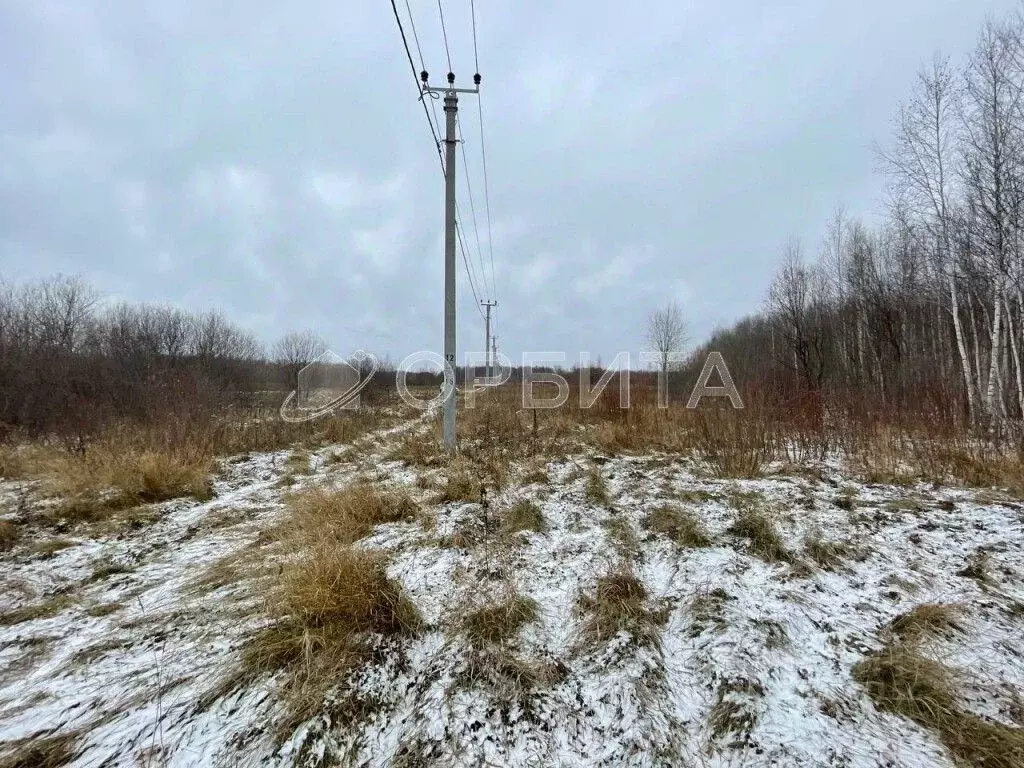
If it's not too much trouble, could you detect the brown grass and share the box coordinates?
[803,527,849,568]
[463,594,539,647]
[318,409,389,445]
[0,446,32,480]
[205,478,422,732]
[28,538,75,559]
[0,520,18,552]
[0,731,80,768]
[958,550,992,583]
[436,468,480,504]
[577,567,661,648]
[39,448,213,526]
[284,450,311,475]
[708,677,765,746]
[288,483,417,545]
[387,433,442,467]
[502,500,546,535]
[233,546,420,731]
[854,643,1024,767]
[0,595,74,627]
[727,503,793,564]
[889,603,963,641]
[694,408,772,478]
[643,505,712,547]
[585,467,610,505]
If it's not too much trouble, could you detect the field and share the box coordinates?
[0,392,1022,767]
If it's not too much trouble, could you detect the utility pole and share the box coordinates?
[421,70,480,451]
[492,335,498,382]
[481,300,497,382]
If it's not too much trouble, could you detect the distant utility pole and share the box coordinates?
[492,335,498,381]
[481,300,497,381]
[421,70,480,451]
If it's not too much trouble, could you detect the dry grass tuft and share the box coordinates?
[854,644,955,724]
[288,483,417,545]
[0,730,81,768]
[0,519,18,552]
[690,586,731,637]
[577,567,660,648]
[520,463,549,485]
[234,546,421,731]
[889,603,964,641]
[727,502,793,564]
[0,595,74,627]
[274,547,421,639]
[643,505,712,547]
[205,477,422,732]
[854,643,1024,768]
[463,594,539,647]
[0,446,32,480]
[694,408,772,478]
[319,409,386,445]
[284,450,311,475]
[601,515,639,554]
[40,448,213,526]
[708,677,765,746]
[585,467,610,505]
[437,468,480,504]
[387,433,442,467]
[958,550,992,584]
[502,500,546,535]
[804,527,849,568]
[457,647,568,700]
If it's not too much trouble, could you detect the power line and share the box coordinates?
[468,0,498,303]
[436,1,454,72]
[470,0,480,74]
[389,0,443,171]
[394,0,486,319]
[456,214,487,320]
[477,90,497,305]
[457,114,491,299]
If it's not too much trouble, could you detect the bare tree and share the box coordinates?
[879,54,979,423]
[961,19,1024,420]
[646,301,688,379]
[273,329,328,391]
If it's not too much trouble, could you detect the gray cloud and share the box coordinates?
[0,0,1018,366]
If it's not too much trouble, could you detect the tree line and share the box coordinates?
[0,274,370,446]
[688,12,1024,432]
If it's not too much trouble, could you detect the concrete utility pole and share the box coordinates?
[481,300,497,382]
[421,70,480,451]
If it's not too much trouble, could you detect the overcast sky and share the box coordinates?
[1,0,1019,366]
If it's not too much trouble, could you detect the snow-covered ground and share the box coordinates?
[1,415,1022,767]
